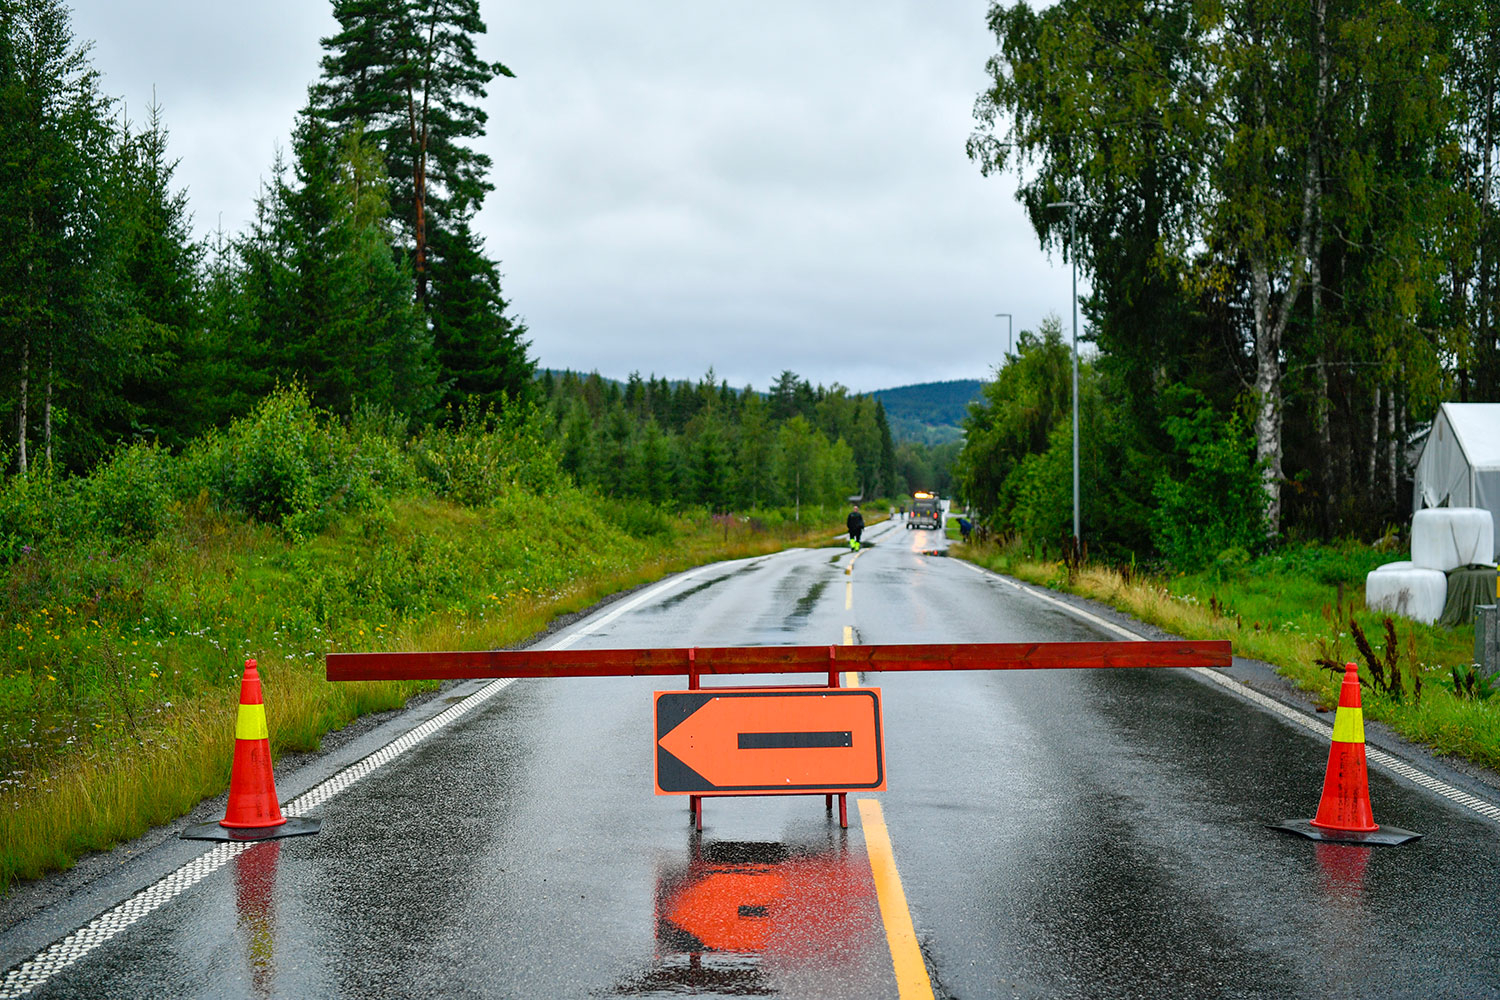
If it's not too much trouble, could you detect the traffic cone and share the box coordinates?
[182,660,320,842]
[221,659,286,829]
[1271,662,1419,846]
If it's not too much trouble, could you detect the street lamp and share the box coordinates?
[1046,200,1084,546]
[994,313,1013,357]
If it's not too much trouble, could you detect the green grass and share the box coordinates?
[949,538,1500,771]
[0,492,850,893]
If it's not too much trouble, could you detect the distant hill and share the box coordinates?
[870,379,984,445]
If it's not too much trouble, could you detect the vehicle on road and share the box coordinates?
[907,492,942,530]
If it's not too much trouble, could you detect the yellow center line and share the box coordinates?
[858,798,935,999]
[843,626,859,686]
[846,580,853,610]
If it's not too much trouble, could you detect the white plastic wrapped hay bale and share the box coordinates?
[1373,560,1415,572]
[1364,567,1447,624]
[1411,507,1495,571]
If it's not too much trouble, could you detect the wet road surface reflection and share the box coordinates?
[609,831,889,997]
[234,841,280,1000]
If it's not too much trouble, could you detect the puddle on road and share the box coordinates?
[653,562,768,614]
[780,580,829,632]
[606,832,885,997]
[654,574,734,612]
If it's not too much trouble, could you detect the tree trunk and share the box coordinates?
[1388,389,1399,506]
[1311,0,1331,534]
[1251,0,1324,541]
[1310,204,1330,533]
[1251,257,1282,535]
[44,339,54,468]
[16,333,28,475]
[1367,385,1381,496]
[1313,351,1331,531]
[1480,62,1495,396]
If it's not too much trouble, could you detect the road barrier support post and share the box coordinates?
[688,648,702,832]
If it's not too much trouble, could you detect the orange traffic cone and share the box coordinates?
[182,660,320,842]
[1272,662,1419,846]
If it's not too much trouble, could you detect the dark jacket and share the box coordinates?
[846,511,865,536]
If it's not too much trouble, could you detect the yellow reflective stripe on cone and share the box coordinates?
[1330,705,1364,744]
[235,702,269,741]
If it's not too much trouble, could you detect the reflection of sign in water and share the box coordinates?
[656,841,876,955]
[654,689,885,794]
[607,839,889,995]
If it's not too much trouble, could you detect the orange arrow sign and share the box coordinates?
[655,688,884,794]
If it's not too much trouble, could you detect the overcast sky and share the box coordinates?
[67,0,1086,394]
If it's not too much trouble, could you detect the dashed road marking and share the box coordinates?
[2,569,711,998]
[0,676,516,999]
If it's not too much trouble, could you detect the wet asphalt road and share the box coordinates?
[5,515,1500,998]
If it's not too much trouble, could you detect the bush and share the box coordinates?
[79,442,176,540]
[1150,392,1267,571]
[413,398,567,507]
[182,384,375,538]
[0,469,84,564]
[598,497,676,539]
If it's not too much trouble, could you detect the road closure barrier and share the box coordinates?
[182,660,321,843]
[1271,662,1421,846]
[326,639,1230,682]
[329,639,1229,831]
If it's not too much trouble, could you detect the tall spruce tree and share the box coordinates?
[110,100,203,449]
[311,0,531,409]
[234,114,437,417]
[427,218,532,412]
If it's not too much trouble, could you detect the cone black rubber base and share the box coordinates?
[1269,819,1421,846]
[180,817,321,842]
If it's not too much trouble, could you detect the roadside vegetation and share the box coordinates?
[951,535,1500,771]
[0,387,862,893]
[954,0,1500,774]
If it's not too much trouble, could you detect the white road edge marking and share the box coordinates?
[958,559,1500,824]
[0,567,713,998]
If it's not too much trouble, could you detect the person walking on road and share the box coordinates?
[846,504,865,551]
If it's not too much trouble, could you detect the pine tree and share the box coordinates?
[234,115,437,417]
[736,390,778,507]
[110,99,203,449]
[427,218,534,411]
[311,0,529,407]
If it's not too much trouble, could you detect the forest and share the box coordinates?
[0,0,530,474]
[534,368,961,510]
[959,0,1500,564]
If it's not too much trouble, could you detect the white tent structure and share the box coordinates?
[1412,403,1500,561]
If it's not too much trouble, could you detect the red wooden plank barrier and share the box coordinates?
[326,639,1232,682]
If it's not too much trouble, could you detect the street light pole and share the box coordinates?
[1046,201,1083,546]
[994,313,1013,356]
